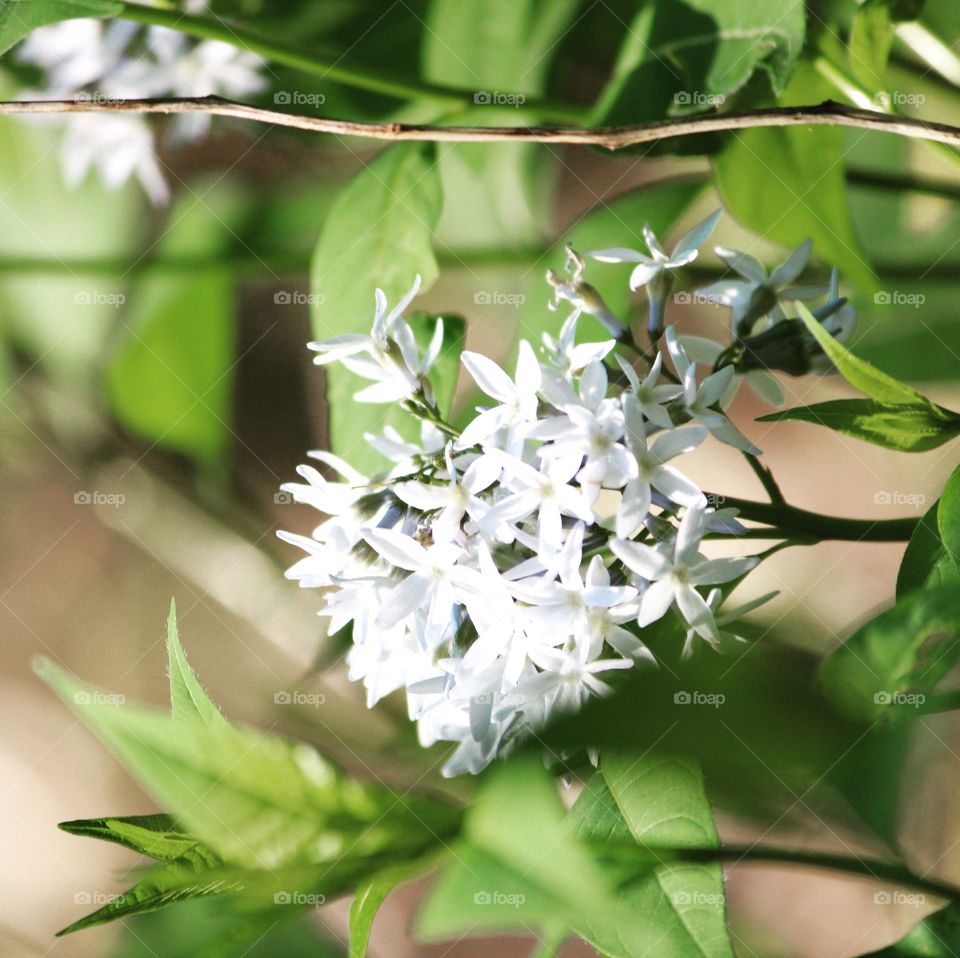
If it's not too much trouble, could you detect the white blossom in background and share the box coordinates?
[17,12,267,203]
[279,215,855,776]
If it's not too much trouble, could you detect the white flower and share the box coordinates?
[590,210,721,338]
[480,451,595,561]
[665,327,761,455]
[310,276,437,403]
[678,335,785,406]
[611,500,757,640]
[681,589,777,659]
[456,341,542,453]
[617,396,706,537]
[542,310,616,379]
[698,240,821,336]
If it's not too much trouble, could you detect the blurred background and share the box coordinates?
[2,1,960,955]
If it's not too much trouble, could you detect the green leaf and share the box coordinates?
[795,302,951,411]
[349,853,443,958]
[938,464,960,565]
[417,756,618,940]
[819,585,960,721]
[593,0,806,126]
[309,144,442,476]
[897,496,960,597]
[713,62,876,291]
[850,0,896,92]
[423,0,579,95]
[0,0,121,55]
[59,813,213,863]
[105,183,242,473]
[166,599,226,728]
[571,753,734,958]
[861,902,960,956]
[57,856,236,936]
[757,398,960,452]
[35,659,461,871]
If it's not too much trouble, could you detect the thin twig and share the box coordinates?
[3,96,960,149]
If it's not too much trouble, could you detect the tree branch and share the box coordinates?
[3,96,960,150]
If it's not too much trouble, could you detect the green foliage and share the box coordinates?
[36,603,461,939]
[758,398,960,452]
[862,903,960,956]
[105,184,242,474]
[0,0,121,55]
[897,466,960,596]
[417,756,618,941]
[309,143,444,475]
[819,585,960,722]
[592,0,805,126]
[713,63,875,291]
[572,753,733,958]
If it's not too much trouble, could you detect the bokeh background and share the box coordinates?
[2,1,960,955]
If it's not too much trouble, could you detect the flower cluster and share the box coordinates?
[279,213,853,775]
[17,10,266,203]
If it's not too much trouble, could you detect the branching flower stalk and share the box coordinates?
[278,212,874,777]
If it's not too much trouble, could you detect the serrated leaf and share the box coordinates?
[310,143,443,476]
[59,813,213,863]
[0,0,121,56]
[166,599,226,728]
[57,856,236,936]
[571,752,734,958]
[819,585,960,721]
[758,398,960,452]
[35,659,461,871]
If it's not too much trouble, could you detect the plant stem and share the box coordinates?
[114,3,582,122]
[743,452,785,504]
[713,495,917,542]
[601,841,960,902]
